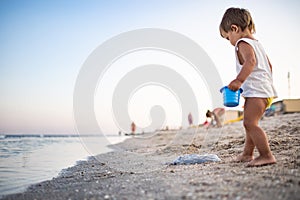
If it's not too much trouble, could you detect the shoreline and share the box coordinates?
[2,113,300,200]
[0,135,126,198]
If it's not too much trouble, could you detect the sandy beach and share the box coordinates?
[2,113,299,200]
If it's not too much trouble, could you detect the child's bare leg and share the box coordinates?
[243,98,276,167]
[235,133,254,162]
[235,99,255,162]
[236,99,255,162]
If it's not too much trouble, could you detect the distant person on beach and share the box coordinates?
[131,122,136,135]
[206,108,225,128]
[220,8,277,167]
[188,112,193,127]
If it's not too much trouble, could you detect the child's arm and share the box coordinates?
[228,41,256,91]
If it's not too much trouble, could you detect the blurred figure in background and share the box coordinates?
[188,112,193,127]
[131,121,136,134]
[206,108,225,128]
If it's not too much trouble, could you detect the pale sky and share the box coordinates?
[1,0,299,134]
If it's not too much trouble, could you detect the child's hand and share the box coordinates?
[228,79,242,91]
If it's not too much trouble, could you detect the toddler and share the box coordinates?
[219,7,277,167]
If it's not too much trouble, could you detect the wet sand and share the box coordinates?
[3,113,300,200]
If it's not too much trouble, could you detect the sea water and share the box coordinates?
[0,134,126,197]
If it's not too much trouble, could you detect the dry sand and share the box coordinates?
[3,113,300,200]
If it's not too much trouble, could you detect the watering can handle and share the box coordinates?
[220,86,243,93]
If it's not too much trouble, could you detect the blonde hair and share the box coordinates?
[219,7,256,35]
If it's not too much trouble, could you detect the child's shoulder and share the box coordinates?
[235,38,260,52]
[236,38,257,45]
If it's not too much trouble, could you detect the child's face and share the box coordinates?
[220,26,240,46]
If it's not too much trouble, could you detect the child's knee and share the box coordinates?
[243,120,256,130]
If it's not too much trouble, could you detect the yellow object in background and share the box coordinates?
[224,115,244,124]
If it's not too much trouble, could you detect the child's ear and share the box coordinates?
[230,25,239,32]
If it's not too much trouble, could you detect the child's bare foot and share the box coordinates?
[246,155,276,167]
[234,154,254,162]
